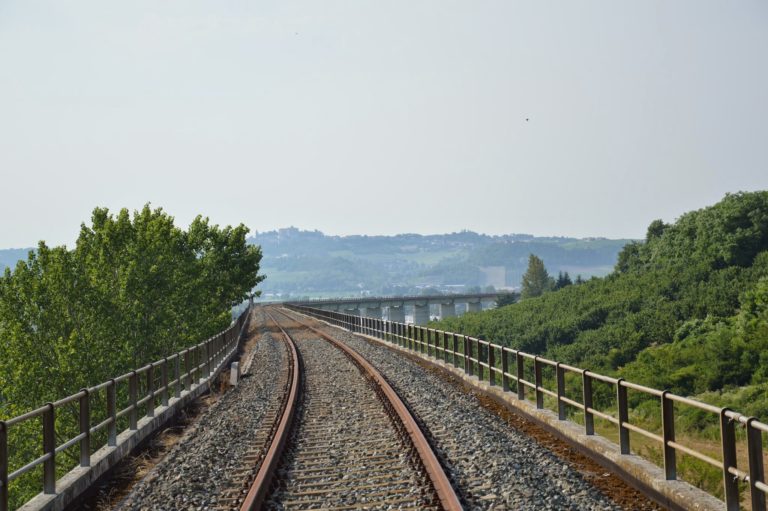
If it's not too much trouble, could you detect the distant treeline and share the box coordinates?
[251,228,633,296]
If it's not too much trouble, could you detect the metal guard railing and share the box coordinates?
[288,304,767,511]
[0,305,251,511]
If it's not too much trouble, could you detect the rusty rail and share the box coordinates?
[0,307,252,511]
[238,309,301,511]
[289,304,768,511]
[275,308,463,511]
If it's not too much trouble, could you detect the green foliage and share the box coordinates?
[0,205,263,508]
[435,192,768,400]
[520,254,554,299]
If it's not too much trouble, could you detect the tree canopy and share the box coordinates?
[0,205,263,417]
[434,192,768,404]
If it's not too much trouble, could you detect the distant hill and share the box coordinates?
[248,229,633,298]
[0,248,32,272]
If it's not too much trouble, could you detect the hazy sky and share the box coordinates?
[1,1,766,248]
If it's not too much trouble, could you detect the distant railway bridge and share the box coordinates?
[287,292,501,324]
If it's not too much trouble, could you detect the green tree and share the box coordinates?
[495,292,519,307]
[520,254,553,299]
[0,205,264,508]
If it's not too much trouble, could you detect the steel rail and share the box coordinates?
[274,307,464,511]
[239,309,301,511]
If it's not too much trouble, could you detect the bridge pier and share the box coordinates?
[440,301,456,319]
[362,306,382,319]
[467,300,482,313]
[388,305,405,323]
[413,304,430,325]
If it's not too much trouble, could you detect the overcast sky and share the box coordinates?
[1,1,766,248]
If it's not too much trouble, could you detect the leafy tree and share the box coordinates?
[0,205,264,508]
[554,271,572,290]
[520,254,554,299]
[495,292,519,308]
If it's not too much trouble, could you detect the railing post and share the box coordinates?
[206,341,212,378]
[617,379,630,455]
[517,353,525,400]
[556,363,566,420]
[488,344,495,386]
[534,357,543,409]
[175,355,182,398]
[746,418,766,511]
[465,336,473,376]
[79,389,90,467]
[185,350,192,391]
[107,380,117,446]
[146,364,155,418]
[582,371,594,435]
[42,403,56,494]
[720,408,739,511]
[452,333,459,368]
[501,349,509,391]
[161,358,169,406]
[442,332,448,363]
[661,390,676,480]
[1,421,8,511]
[129,371,138,430]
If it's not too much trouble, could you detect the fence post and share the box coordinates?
[516,353,525,400]
[175,355,182,398]
[720,408,739,511]
[1,421,8,511]
[452,334,459,368]
[617,379,630,455]
[129,372,138,430]
[488,344,495,386]
[556,363,566,420]
[146,365,155,418]
[534,357,543,409]
[465,337,473,376]
[746,417,766,511]
[107,380,117,446]
[582,371,594,435]
[161,358,169,406]
[185,350,192,391]
[79,389,90,467]
[661,390,676,480]
[501,349,509,391]
[42,403,56,494]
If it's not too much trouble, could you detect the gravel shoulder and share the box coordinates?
[114,308,285,511]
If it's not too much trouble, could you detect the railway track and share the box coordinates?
[232,307,462,510]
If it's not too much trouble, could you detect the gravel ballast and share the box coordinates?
[299,315,657,511]
[115,308,286,511]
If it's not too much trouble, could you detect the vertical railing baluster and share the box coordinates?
[488,344,495,386]
[129,372,138,430]
[556,363,566,420]
[720,408,739,511]
[107,380,117,446]
[79,389,90,467]
[534,357,543,409]
[175,355,182,398]
[501,348,509,391]
[452,333,459,367]
[661,390,676,480]
[466,337,473,376]
[42,403,56,494]
[185,350,192,391]
[161,358,169,407]
[746,418,766,511]
[517,352,525,400]
[617,379,630,454]
[583,371,594,435]
[146,365,155,418]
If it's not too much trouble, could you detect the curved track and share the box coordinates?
[238,307,462,510]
